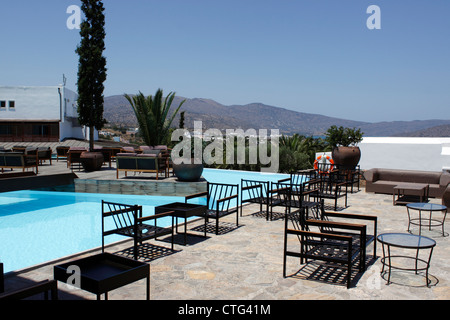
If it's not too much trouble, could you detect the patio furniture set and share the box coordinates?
[0,165,448,299]
[0,146,53,174]
[364,168,449,288]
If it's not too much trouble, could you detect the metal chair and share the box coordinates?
[101,201,175,260]
[185,182,239,235]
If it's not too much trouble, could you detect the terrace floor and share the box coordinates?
[1,150,450,301]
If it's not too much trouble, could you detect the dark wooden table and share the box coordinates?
[393,183,429,205]
[54,253,150,300]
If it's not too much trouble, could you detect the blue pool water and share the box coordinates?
[202,168,289,185]
[0,169,289,273]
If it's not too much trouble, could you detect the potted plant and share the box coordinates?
[324,125,363,170]
[171,137,204,182]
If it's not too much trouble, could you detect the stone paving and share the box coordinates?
[2,185,449,300]
[1,150,449,300]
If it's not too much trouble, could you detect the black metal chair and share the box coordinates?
[283,200,377,288]
[240,179,272,220]
[305,200,377,268]
[333,165,361,193]
[101,201,175,260]
[310,170,350,210]
[277,173,320,214]
[185,182,239,235]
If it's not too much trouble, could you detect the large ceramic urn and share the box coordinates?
[172,158,204,182]
[80,151,104,172]
[331,146,361,171]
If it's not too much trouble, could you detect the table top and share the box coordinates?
[377,233,436,249]
[394,183,429,191]
[54,253,150,295]
[155,202,207,218]
[406,202,447,211]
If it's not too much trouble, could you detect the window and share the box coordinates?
[8,101,15,109]
[0,101,5,109]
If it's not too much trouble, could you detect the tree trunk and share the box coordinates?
[89,126,94,152]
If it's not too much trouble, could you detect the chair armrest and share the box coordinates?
[217,194,238,204]
[287,228,353,243]
[278,177,291,183]
[324,211,377,222]
[336,181,350,187]
[363,169,377,182]
[306,219,367,233]
[440,172,450,187]
[303,188,319,195]
[324,211,377,235]
[185,191,208,201]
[269,186,290,194]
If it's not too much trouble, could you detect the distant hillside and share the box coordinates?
[104,95,450,137]
[393,124,450,137]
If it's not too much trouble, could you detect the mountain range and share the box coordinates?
[103,95,450,137]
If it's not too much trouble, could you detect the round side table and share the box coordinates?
[406,203,447,237]
[377,233,436,287]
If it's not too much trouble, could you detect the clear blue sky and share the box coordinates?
[1,0,449,123]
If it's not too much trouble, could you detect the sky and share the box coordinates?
[0,0,449,123]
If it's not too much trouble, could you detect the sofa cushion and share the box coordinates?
[376,169,441,184]
[142,150,161,156]
[440,172,450,187]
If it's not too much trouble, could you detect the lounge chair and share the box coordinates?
[34,147,53,165]
[240,179,268,218]
[277,174,320,214]
[138,146,152,153]
[266,182,292,220]
[240,179,290,221]
[185,182,239,235]
[56,146,70,162]
[101,201,175,260]
[309,169,350,210]
[67,147,87,170]
[116,151,168,179]
[283,200,377,288]
[0,152,38,174]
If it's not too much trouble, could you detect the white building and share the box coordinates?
[0,85,97,142]
[359,137,450,172]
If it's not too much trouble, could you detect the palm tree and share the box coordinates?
[125,89,185,146]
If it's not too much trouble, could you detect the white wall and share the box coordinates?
[0,86,61,121]
[359,137,450,172]
[0,85,98,141]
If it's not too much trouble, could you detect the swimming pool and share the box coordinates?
[0,169,289,273]
[202,168,289,185]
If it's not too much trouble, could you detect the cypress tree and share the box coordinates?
[76,0,107,151]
